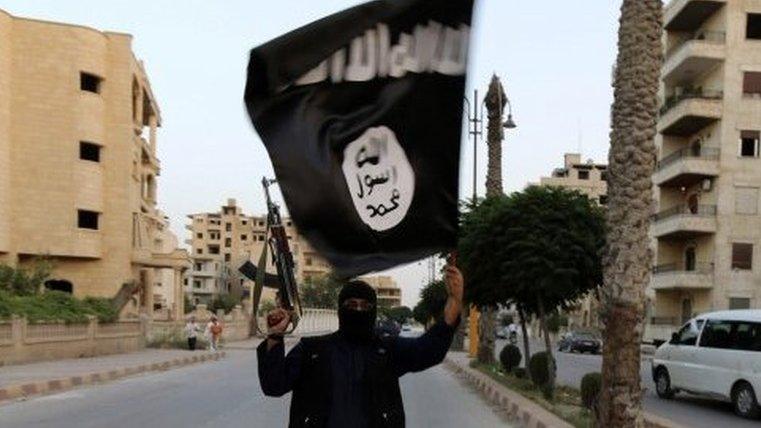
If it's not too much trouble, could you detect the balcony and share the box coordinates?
[652,204,717,239]
[665,0,726,31]
[654,147,719,187]
[191,270,216,278]
[658,90,722,136]
[663,31,725,86]
[651,262,714,290]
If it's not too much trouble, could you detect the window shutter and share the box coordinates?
[744,72,761,94]
[732,243,754,270]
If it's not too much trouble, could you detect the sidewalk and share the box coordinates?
[0,348,225,403]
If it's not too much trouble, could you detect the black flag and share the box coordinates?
[245,0,474,277]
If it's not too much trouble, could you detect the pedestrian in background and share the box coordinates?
[205,315,223,351]
[185,316,200,351]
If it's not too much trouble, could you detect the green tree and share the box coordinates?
[300,275,344,309]
[598,0,662,426]
[412,280,447,327]
[0,259,53,296]
[382,306,412,324]
[459,186,605,398]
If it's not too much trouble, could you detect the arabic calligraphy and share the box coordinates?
[342,126,415,232]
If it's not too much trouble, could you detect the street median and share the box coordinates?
[0,351,225,404]
[444,353,686,428]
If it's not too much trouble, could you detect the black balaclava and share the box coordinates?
[338,280,377,343]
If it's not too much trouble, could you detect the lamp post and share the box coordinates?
[463,88,516,202]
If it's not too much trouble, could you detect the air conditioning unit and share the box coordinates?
[702,178,712,192]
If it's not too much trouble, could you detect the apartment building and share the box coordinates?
[539,153,607,329]
[359,275,403,308]
[646,0,761,341]
[0,9,189,319]
[185,199,331,305]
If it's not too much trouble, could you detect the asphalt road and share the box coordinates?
[496,338,761,428]
[0,346,511,428]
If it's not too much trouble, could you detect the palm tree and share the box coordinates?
[597,1,662,426]
[476,74,507,364]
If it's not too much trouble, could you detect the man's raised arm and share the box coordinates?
[256,309,301,396]
[392,261,463,375]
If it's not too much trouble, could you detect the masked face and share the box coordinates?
[338,281,378,343]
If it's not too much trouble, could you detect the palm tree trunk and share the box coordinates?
[477,74,508,364]
[518,305,531,378]
[597,1,662,427]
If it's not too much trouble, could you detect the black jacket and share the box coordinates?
[257,321,456,428]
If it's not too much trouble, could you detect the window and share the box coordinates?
[740,131,759,157]
[193,280,201,289]
[208,245,220,255]
[224,253,231,262]
[225,238,231,247]
[744,72,761,95]
[258,235,265,242]
[286,221,292,227]
[241,234,247,241]
[242,220,247,225]
[197,232,203,239]
[194,263,202,271]
[578,170,590,180]
[748,14,761,39]
[80,72,102,93]
[196,248,202,254]
[305,257,313,266]
[225,223,232,232]
[732,243,753,270]
[672,320,703,346]
[600,171,607,182]
[79,142,101,162]
[183,278,188,285]
[599,195,608,205]
[736,187,759,214]
[77,210,99,230]
[730,297,751,310]
[699,320,733,348]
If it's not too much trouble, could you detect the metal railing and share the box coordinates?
[660,89,723,116]
[653,262,714,274]
[658,147,719,170]
[666,30,726,57]
[653,204,716,221]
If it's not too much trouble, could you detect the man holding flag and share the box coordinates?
[245,0,475,426]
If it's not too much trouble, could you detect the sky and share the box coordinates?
[0,1,622,307]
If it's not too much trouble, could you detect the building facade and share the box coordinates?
[359,275,402,308]
[539,153,608,329]
[646,0,761,341]
[185,199,331,305]
[0,9,189,319]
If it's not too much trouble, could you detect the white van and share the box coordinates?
[652,310,761,419]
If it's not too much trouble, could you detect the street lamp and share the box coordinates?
[463,82,517,201]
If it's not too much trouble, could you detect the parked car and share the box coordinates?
[557,331,601,354]
[375,319,401,338]
[652,310,761,419]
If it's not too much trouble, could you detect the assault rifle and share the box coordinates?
[239,177,302,334]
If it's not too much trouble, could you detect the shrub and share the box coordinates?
[211,294,239,314]
[546,312,569,334]
[0,260,52,296]
[529,351,555,388]
[513,367,527,379]
[148,328,210,350]
[499,344,522,373]
[580,372,602,409]
[0,290,117,323]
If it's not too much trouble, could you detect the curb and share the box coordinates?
[443,357,572,428]
[0,351,226,404]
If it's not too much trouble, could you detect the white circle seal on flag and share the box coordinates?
[342,126,415,232]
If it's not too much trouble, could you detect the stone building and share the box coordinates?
[0,9,189,319]
[539,153,608,330]
[185,199,331,305]
[359,275,403,308]
[646,0,761,341]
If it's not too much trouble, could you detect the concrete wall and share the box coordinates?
[0,317,144,366]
